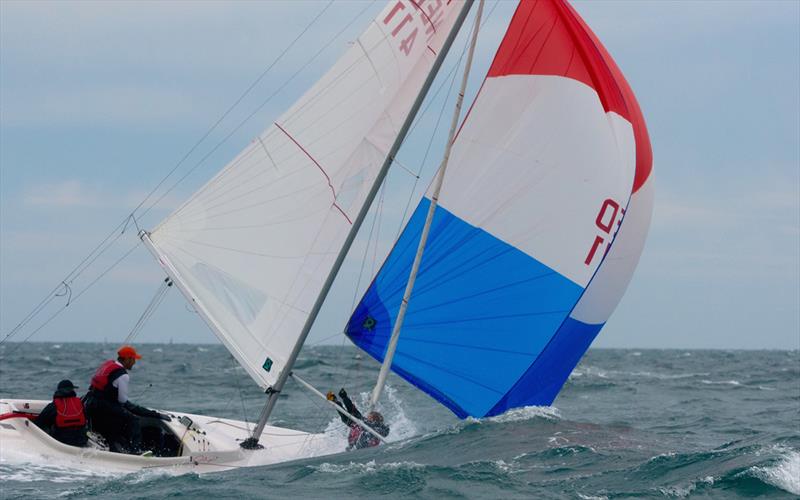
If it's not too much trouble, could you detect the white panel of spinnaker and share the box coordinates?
[570,174,654,325]
[433,75,637,288]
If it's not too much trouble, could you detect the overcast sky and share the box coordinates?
[1,0,798,350]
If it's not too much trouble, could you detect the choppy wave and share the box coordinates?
[1,344,797,498]
[483,405,561,423]
[747,448,800,495]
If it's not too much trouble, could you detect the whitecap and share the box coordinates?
[576,493,608,500]
[748,449,800,495]
[0,461,110,484]
[700,379,741,386]
[485,405,561,423]
[317,385,417,452]
[658,484,696,497]
[314,460,424,474]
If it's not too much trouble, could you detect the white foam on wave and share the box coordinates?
[489,459,517,474]
[314,459,424,474]
[573,366,709,381]
[576,493,608,500]
[657,476,714,498]
[318,384,418,452]
[748,448,800,495]
[0,460,110,484]
[483,405,561,424]
[700,379,741,386]
[380,385,418,441]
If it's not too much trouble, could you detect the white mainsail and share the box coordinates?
[147,1,466,390]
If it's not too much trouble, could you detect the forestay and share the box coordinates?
[346,0,654,418]
[148,0,466,390]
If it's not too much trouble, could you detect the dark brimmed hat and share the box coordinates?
[57,379,78,391]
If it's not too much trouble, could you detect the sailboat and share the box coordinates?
[0,0,652,473]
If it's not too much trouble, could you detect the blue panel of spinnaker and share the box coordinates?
[488,316,603,415]
[346,198,586,418]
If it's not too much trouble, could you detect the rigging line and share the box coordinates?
[308,330,348,346]
[351,180,386,311]
[290,376,339,440]
[124,279,171,344]
[4,242,142,353]
[224,1,382,152]
[341,179,387,383]
[245,0,379,135]
[370,177,387,279]
[169,3,380,217]
[230,356,252,434]
[142,1,379,226]
[393,29,469,244]
[172,3,478,225]
[0,217,129,343]
[390,0,500,241]
[68,242,142,305]
[135,0,335,224]
[268,39,473,348]
[269,28,395,136]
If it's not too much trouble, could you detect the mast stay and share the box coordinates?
[370,0,485,408]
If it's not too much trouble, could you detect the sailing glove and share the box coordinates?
[339,388,348,399]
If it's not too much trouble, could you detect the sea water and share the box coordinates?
[0,343,797,499]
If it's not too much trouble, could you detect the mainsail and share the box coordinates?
[146,1,467,390]
[346,0,654,418]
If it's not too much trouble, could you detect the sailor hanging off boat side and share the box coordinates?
[327,388,389,450]
[83,345,171,454]
[34,379,88,447]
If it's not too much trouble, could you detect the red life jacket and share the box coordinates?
[54,396,86,429]
[347,425,362,448]
[347,424,380,450]
[90,359,126,395]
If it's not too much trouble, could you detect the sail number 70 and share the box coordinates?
[584,198,624,266]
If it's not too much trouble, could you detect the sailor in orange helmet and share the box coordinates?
[83,345,170,454]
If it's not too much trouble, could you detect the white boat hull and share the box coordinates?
[0,399,343,474]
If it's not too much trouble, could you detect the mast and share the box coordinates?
[240,0,476,449]
[370,0,485,407]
